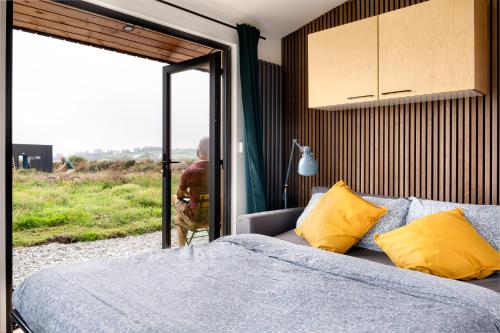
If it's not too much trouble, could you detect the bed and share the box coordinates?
[12,232,500,333]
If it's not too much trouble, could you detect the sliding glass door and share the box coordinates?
[162,53,222,248]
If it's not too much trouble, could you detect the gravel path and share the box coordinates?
[13,230,208,287]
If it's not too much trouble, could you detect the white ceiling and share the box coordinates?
[164,0,347,38]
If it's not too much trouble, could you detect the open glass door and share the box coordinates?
[162,52,222,248]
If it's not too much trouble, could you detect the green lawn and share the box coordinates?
[13,170,180,247]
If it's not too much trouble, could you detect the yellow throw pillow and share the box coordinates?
[295,181,387,253]
[375,208,500,280]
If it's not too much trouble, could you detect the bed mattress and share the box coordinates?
[276,229,500,292]
[13,234,500,333]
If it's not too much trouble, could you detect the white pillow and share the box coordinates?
[296,193,324,227]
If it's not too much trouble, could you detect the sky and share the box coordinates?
[12,30,209,156]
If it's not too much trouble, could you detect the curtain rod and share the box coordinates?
[154,0,267,40]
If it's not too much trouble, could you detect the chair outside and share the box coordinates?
[177,194,209,245]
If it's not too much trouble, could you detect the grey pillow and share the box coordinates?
[296,193,324,228]
[357,196,411,252]
[406,197,500,250]
[311,186,329,195]
[297,187,331,228]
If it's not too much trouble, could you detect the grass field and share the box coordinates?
[13,169,180,247]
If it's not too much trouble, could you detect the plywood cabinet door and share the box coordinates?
[308,16,378,109]
[379,0,488,101]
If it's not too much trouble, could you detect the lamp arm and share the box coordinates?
[293,140,304,151]
[283,139,300,209]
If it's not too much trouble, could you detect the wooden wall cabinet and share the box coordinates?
[379,0,488,102]
[308,0,488,110]
[308,16,378,110]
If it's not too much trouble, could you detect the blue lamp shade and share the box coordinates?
[298,146,318,176]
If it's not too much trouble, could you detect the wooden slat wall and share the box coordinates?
[282,0,499,207]
[259,60,283,210]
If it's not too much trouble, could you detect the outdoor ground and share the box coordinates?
[13,162,183,247]
[13,230,208,287]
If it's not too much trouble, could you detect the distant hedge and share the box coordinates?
[52,159,193,173]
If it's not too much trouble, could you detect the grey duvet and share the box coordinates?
[13,234,500,333]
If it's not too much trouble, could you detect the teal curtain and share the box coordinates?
[237,24,267,213]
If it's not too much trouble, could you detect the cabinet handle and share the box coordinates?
[381,89,412,95]
[347,94,375,100]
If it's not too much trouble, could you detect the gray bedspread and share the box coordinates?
[13,234,500,333]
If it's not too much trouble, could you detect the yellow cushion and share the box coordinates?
[375,208,500,280]
[295,181,387,253]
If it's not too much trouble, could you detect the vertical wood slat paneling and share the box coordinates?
[281,0,499,207]
[492,0,499,203]
[258,60,282,210]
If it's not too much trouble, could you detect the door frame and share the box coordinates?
[4,1,232,330]
[162,52,222,248]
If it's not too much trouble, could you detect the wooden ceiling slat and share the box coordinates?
[14,12,192,62]
[12,0,217,64]
[14,3,208,59]
[13,19,183,63]
[20,0,213,54]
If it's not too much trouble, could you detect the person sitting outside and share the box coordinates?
[172,137,209,247]
[56,156,75,177]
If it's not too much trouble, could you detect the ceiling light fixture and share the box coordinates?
[122,25,134,32]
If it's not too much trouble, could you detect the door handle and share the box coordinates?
[347,94,375,100]
[381,89,412,96]
[160,160,180,165]
[160,160,167,175]
[161,160,180,174]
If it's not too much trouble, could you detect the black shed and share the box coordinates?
[12,144,53,172]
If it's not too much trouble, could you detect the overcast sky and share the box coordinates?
[12,30,209,156]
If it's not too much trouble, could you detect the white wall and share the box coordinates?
[0,1,7,331]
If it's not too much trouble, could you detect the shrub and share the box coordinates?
[68,155,87,164]
[124,160,136,169]
[69,155,88,171]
